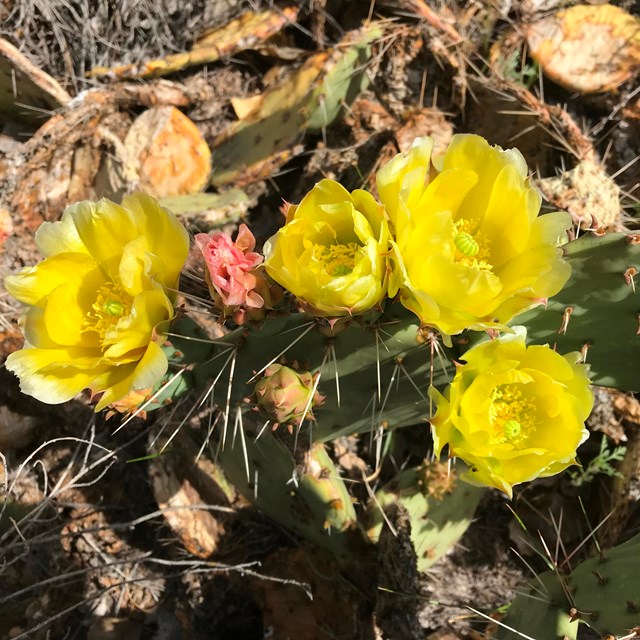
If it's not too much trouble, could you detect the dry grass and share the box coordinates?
[0,0,264,91]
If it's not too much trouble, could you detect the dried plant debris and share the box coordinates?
[113,106,212,198]
[2,2,640,639]
[0,405,37,451]
[0,82,198,235]
[538,157,623,231]
[0,0,247,89]
[0,37,70,122]
[526,3,640,94]
[149,446,231,559]
[0,207,12,250]
[251,546,371,640]
[209,22,382,187]
[88,5,300,80]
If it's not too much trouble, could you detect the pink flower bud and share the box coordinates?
[195,224,268,317]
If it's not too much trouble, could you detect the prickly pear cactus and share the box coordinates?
[306,24,381,131]
[158,230,640,441]
[519,232,640,391]
[164,308,454,442]
[365,461,484,570]
[6,129,639,601]
[567,531,640,636]
[498,532,640,639]
[216,423,360,560]
[158,189,249,225]
[496,570,577,640]
[118,223,639,580]
[209,23,381,187]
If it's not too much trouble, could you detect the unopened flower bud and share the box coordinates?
[254,364,324,425]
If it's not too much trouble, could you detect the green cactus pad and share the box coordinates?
[499,532,640,639]
[182,308,454,442]
[567,531,640,636]
[306,24,381,131]
[209,23,382,187]
[216,425,360,560]
[365,462,484,570]
[497,570,578,640]
[519,231,640,391]
[159,189,249,226]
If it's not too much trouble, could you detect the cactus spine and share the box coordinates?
[498,532,640,639]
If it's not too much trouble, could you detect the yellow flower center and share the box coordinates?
[452,220,492,271]
[313,243,359,277]
[489,384,536,447]
[85,281,134,342]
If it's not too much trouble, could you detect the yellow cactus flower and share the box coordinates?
[263,179,390,316]
[377,134,572,336]
[429,329,593,497]
[4,194,189,411]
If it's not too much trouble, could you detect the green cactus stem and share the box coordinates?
[215,421,361,561]
[306,24,381,131]
[496,570,577,640]
[179,308,453,442]
[159,189,249,227]
[154,232,640,442]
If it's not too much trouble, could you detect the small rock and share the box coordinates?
[0,406,37,451]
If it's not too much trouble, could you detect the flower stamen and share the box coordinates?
[85,281,133,342]
[489,384,536,446]
[314,243,360,277]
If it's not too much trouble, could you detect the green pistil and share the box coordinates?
[503,419,522,439]
[103,300,125,317]
[454,231,479,257]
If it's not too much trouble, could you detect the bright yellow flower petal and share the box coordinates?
[132,340,169,389]
[103,289,173,359]
[35,206,89,257]
[377,134,572,336]
[5,347,107,405]
[417,168,478,220]
[121,193,190,289]
[70,194,189,291]
[377,136,434,230]
[4,194,188,411]
[119,236,154,295]
[530,211,573,247]
[5,253,100,307]
[93,364,140,412]
[264,179,390,316]
[92,340,169,412]
[429,329,592,496]
[442,134,528,223]
[43,284,97,347]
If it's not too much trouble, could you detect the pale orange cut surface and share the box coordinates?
[527,3,640,93]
